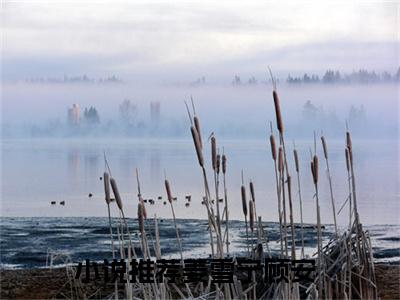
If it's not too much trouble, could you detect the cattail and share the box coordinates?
[348,146,353,165]
[211,136,217,170]
[311,161,315,182]
[110,177,123,210]
[345,148,350,171]
[278,147,284,173]
[194,116,202,149]
[103,172,111,204]
[241,185,247,217]
[270,135,277,161]
[165,179,173,203]
[137,202,144,233]
[273,90,284,133]
[139,196,147,219]
[321,136,328,159]
[249,181,255,202]
[249,200,254,232]
[287,175,292,197]
[216,154,221,174]
[312,155,319,184]
[346,131,352,152]
[191,126,204,167]
[293,149,299,173]
[222,154,227,174]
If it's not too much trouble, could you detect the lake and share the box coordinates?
[1,137,398,225]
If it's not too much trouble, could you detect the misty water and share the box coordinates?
[1,137,398,225]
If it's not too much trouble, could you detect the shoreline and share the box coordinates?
[1,263,399,299]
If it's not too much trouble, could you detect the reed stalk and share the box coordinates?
[103,172,115,259]
[103,171,118,300]
[311,155,323,297]
[249,181,259,243]
[241,173,250,256]
[249,199,255,252]
[321,135,338,238]
[222,152,230,254]
[344,146,354,300]
[293,147,305,258]
[347,130,364,299]
[269,127,283,256]
[110,177,137,259]
[137,202,146,256]
[165,178,184,262]
[278,146,288,257]
[211,135,222,244]
[286,175,296,259]
[189,123,215,256]
[154,215,161,260]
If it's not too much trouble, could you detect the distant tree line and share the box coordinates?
[25,74,123,84]
[287,68,400,84]
[83,107,100,125]
[298,100,368,137]
[231,68,400,86]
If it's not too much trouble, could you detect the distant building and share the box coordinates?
[119,99,137,126]
[150,102,160,123]
[68,104,80,125]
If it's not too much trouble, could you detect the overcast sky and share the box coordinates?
[2,0,399,82]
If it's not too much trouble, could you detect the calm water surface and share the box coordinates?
[1,138,399,225]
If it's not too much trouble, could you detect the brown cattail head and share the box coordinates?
[191,126,204,167]
[216,154,221,174]
[270,135,277,161]
[110,177,123,210]
[194,116,202,149]
[249,181,255,202]
[103,172,111,204]
[222,154,227,174]
[241,185,247,217]
[249,200,254,232]
[293,149,299,173]
[278,147,284,173]
[311,161,315,183]
[139,196,147,219]
[211,136,217,170]
[345,148,350,171]
[312,155,319,184]
[273,90,284,133]
[321,136,328,159]
[137,202,144,233]
[287,175,292,196]
[165,179,173,203]
[346,131,352,152]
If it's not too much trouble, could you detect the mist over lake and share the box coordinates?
[2,82,398,139]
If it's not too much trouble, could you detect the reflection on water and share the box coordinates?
[1,138,399,225]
